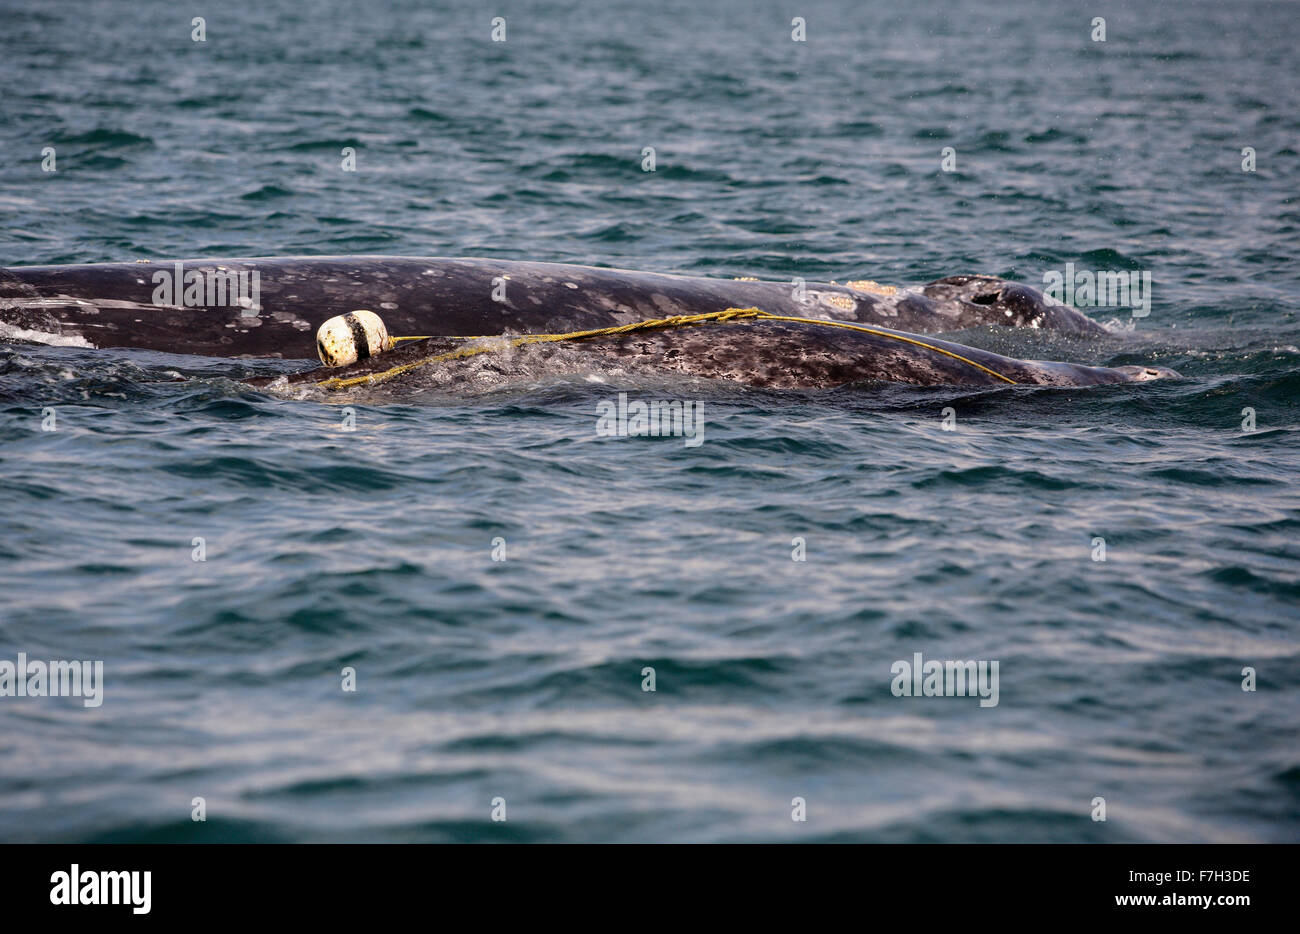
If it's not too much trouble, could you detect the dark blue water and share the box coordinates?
[1,0,1297,842]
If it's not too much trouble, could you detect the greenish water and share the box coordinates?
[0,0,1297,842]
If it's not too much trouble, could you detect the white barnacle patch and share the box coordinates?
[822,294,855,310]
[845,279,899,297]
[810,291,857,314]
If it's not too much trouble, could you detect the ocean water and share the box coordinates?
[1,0,1298,843]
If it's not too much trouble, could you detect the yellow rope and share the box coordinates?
[316,308,1018,390]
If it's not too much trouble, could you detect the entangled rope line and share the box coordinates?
[314,307,1018,390]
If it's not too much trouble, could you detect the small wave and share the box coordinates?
[240,184,295,201]
[51,128,154,148]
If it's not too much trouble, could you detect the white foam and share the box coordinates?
[0,322,93,348]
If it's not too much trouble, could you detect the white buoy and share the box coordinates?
[316,310,391,366]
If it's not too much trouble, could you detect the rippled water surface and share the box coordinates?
[1,0,1297,842]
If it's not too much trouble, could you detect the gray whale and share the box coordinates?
[0,256,1173,389]
[0,256,1107,357]
[261,313,1175,392]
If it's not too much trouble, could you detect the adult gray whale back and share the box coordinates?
[0,256,1108,360]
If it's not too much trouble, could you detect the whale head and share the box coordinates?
[921,274,1110,336]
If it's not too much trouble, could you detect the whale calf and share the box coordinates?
[0,256,1108,359]
[250,312,1175,392]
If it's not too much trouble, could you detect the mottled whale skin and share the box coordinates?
[0,256,1108,360]
[262,318,1176,391]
